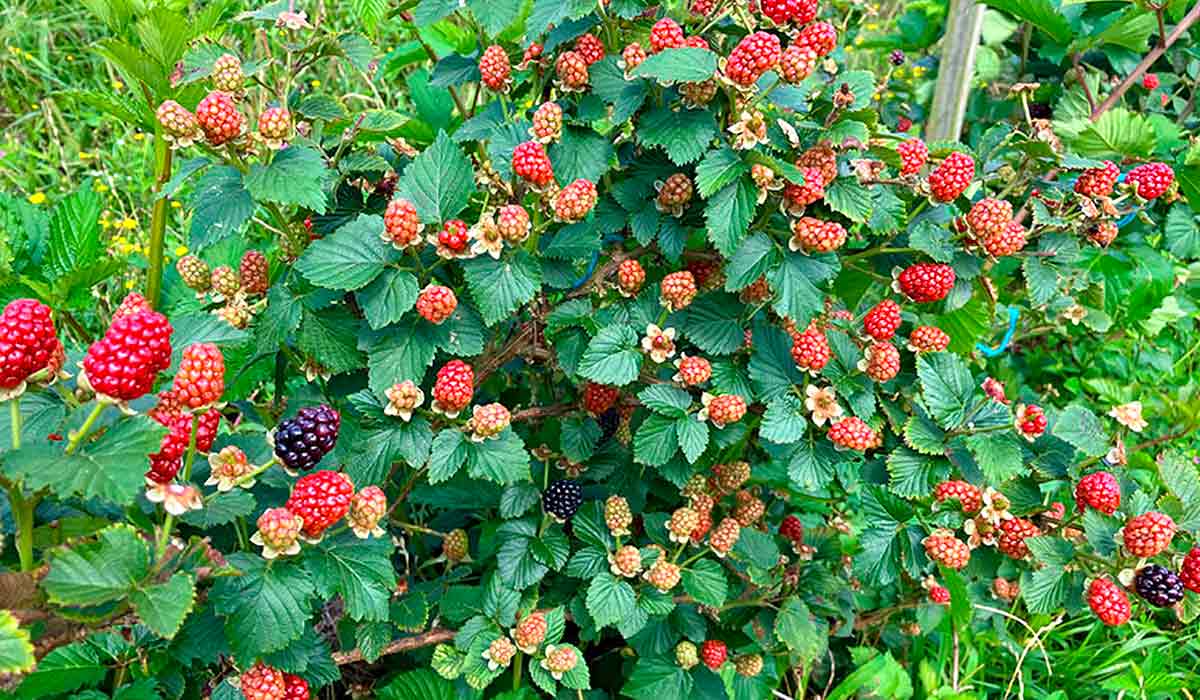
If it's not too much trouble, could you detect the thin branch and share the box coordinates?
[1091,1,1200,121]
[332,627,456,665]
[1073,54,1096,113]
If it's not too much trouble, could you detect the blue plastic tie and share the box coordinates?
[569,233,626,290]
[976,306,1019,358]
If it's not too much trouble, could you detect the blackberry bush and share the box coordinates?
[2,0,1200,698]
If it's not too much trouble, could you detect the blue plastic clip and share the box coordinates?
[569,233,626,290]
[976,306,1019,357]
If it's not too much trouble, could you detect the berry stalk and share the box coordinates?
[65,402,107,455]
[144,139,173,309]
[156,414,199,560]
[6,398,36,572]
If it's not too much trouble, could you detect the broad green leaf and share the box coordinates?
[44,525,148,606]
[130,573,196,639]
[823,178,873,223]
[634,414,679,466]
[245,146,330,213]
[466,429,531,484]
[775,597,825,662]
[639,107,717,165]
[886,447,947,497]
[631,47,718,83]
[622,656,694,700]
[305,532,396,622]
[705,177,757,256]
[358,269,419,330]
[210,554,316,662]
[770,251,840,326]
[462,251,542,325]
[683,293,746,355]
[964,432,1024,484]
[428,429,469,483]
[295,214,392,291]
[681,559,727,608]
[13,640,106,698]
[398,130,476,223]
[586,572,637,629]
[917,352,975,429]
[638,385,693,417]
[550,127,614,186]
[676,416,709,464]
[695,148,748,199]
[982,0,1070,43]
[1052,405,1109,457]
[760,394,807,444]
[365,315,443,397]
[578,323,643,386]
[46,185,103,279]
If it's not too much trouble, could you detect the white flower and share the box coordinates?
[1108,401,1147,433]
[804,385,843,426]
[641,324,677,363]
[469,212,505,259]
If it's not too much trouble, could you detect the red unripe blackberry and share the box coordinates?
[897,116,912,132]
[621,43,647,74]
[479,44,512,92]
[966,197,1013,238]
[283,673,310,700]
[680,79,718,107]
[1014,404,1047,441]
[705,394,747,427]
[660,271,698,311]
[574,33,605,65]
[520,43,543,68]
[649,18,685,53]
[582,381,619,415]
[863,298,902,340]
[1125,162,1174,199]
[512,141,555,188]
[257,107,292,147]
[512,611,548,653]
[795,21,838,56]
[828,416,880,451]
[1074,160,1119,197]
[794,0,819,22]
[555,50,589,91]
[239,662,285,700]
[176,255,212,291]
[782,167,826,211]
[285,469,355,539]
[416,285,458,325]
[790,321,830,375]
[923,531,970,569]
[347,485,387,538]
[997,517,1040,559]
[779,514,804,545]
[1075,471,1120,515]
[797,143,838,186]
[83,310,173,401]
[0,298,61,391]
[982,220,1027,257]
[684,36,709,50]
[438,219,469,254]
[896,263,955,303]
[240,250,270,295]
[530,102,563,143]
[383,198,422,248]
[553,179,598,222]
[674,354,711,385]
[725,31,782,87]
[112,292,152,321]
[273,404,340,472]
[211,54,243,92]
[982,376,1008,403]
[1122,511,1175,558]
[928,151,975,202]
[1142,73,1160,90]
[907,325,950,353]
[195,91,244,146]
[1088,578,1131,626]
[790,217,846,253]
[778,45,818,84]
[432,359,474,416]
[929,584,951,604]
[934,480,982,513]
[861,341,900,382]
[616,259,646,297]
[172,343,225,409]
[897,138,928,175]
[1180,547,1200,593]
[760,0,803,23]
[699,640,727,670]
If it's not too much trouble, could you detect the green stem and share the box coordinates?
[204,457,277,502]
[145,140,173,309]
[513,652,523,690]
[156,414,198,560]
[65,403,106,455]
[842,246,916,264]
[7,398,35,572]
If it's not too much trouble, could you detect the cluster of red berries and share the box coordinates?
[0,299,62,393]
[83,303,173,402]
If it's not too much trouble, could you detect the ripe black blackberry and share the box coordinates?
[598,408,620,442]
[273,404,341,471]
[1134,564,1184,607]
[889,50,905,66]
[543,480,583,522]
[1028,103,1053,119]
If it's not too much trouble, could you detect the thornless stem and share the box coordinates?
[7,398,35,572]
[66,403,107,455]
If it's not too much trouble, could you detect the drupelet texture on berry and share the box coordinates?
[544,479,583,522]
[285,469,355,539]
[273,404,341,472]
[1088,577,1131,626]
[1135,564,1184,607]
[0,298,61,392]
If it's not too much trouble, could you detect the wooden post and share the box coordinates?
[926,0,985,142]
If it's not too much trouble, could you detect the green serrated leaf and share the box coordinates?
[462,251,541,325]
[245,146,330,213]
[295,214,392,291]
[398,131,477,223]
[130,573,195,639]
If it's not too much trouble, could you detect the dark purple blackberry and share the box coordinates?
[1028,103,1052,119]
[598,408,620,442]
[889,50,905,66]
[1134,564,1184,607]
[273,403,341,471]
[543,480,583,522]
